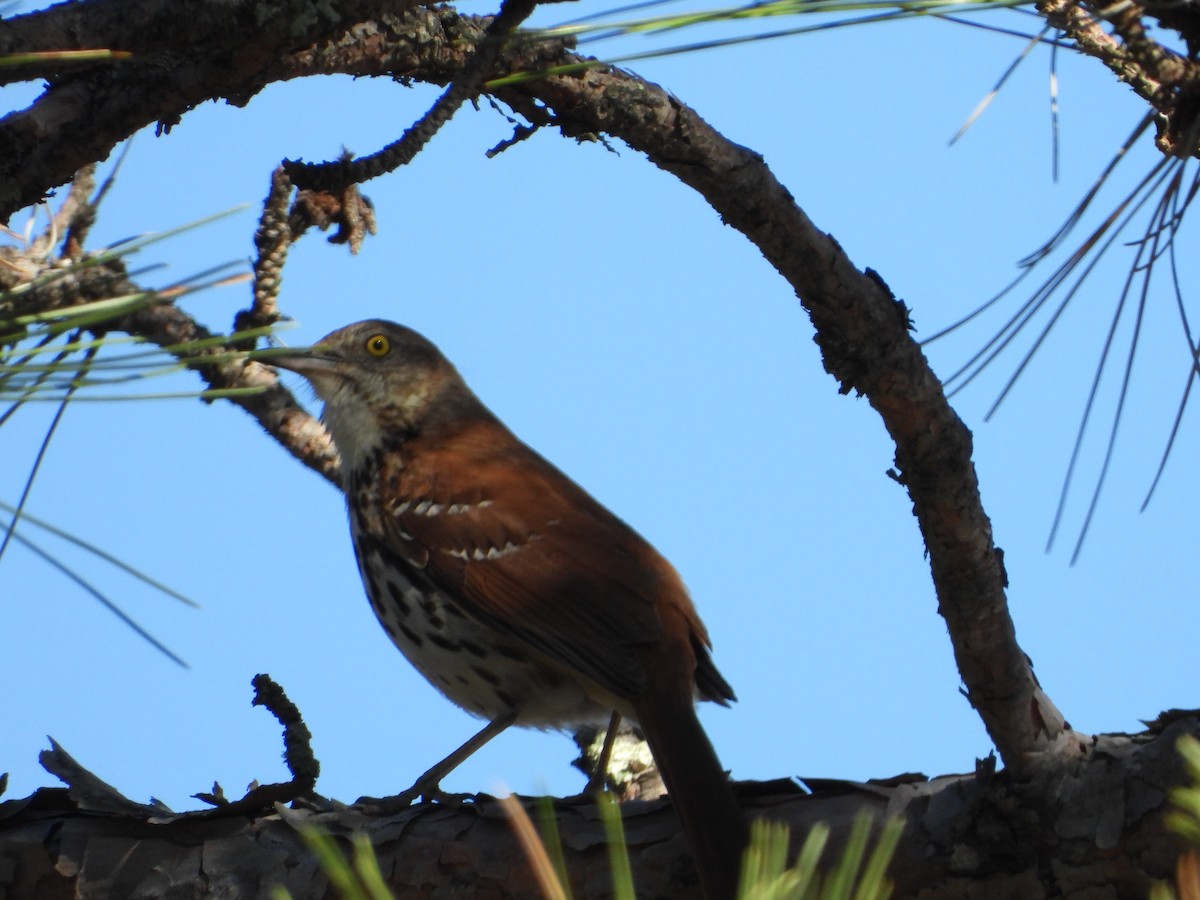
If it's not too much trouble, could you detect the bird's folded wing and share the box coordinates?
[378,437,702,702]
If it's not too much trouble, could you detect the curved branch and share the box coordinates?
[3,0,1084,776]
[0,0,424,219]
[498,62,1081,777]
[275,8,1083,774]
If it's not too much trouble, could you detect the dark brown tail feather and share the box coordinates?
[634,684,747,900]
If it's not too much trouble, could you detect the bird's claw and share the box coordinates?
[420,788,473,806]
[354,784,471,814]
[354,791,418,815]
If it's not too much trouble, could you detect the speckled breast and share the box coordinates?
[346,501,610,729]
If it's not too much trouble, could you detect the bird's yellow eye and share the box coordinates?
[365,334,391,357]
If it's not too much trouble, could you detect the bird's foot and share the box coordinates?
[291,791,342,812]
[355,784,472,814]
[581,770,611,797]
[354,791,417,815]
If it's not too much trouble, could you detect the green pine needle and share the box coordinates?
[486,0,1038,86]
[596,792,636,900]
[738,813,902,900]
[0,499,199,608]
[535,795,576,900]
[270,807,906,900]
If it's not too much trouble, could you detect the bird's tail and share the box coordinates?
[635,679,747,900]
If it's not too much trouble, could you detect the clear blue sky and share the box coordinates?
[4,1,1194,811]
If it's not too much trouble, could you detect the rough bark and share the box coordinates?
[1,715,1195,898]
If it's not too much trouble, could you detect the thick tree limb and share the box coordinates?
[0,0,428,218]
[2,715,1195,898]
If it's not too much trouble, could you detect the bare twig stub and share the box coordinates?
[251,673,320,790]
[187,675,322,818]
[34,677,321,822]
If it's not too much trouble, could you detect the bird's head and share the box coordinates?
[269,320,472,468]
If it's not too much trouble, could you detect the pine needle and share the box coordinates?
[0,499,199,608]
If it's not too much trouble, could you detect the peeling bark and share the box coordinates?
[1,716,1195,898]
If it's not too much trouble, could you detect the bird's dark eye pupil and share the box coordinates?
[366,335,390,356]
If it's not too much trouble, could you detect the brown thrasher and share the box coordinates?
[270,320,746,899]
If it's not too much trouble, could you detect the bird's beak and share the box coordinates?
[261,346,350,402]
[261,345,340,378]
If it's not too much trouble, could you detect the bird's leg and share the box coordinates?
[357,712,517,813]
[584,710,622,794]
